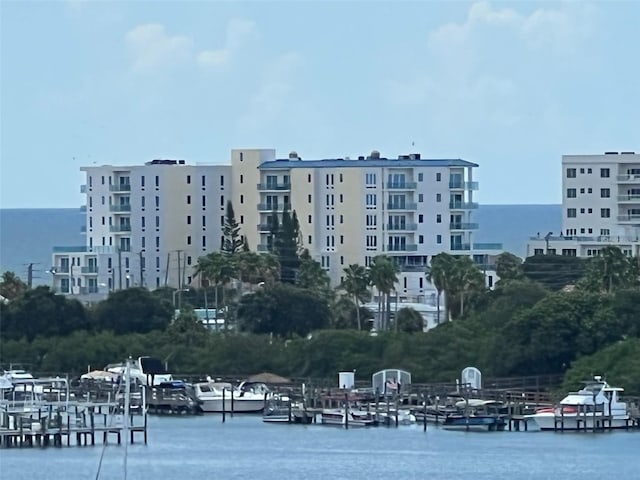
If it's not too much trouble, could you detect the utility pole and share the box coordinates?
[139,251,144,288]
[164,252,170,287]
[27,263,33,288]
[118,248,123,290]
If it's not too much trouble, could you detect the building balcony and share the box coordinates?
[109,183,131,192]
[451,243,471,251]
[387,223,417,231]
[449,201,479,210]
[52,266,70,274]
[53,245,118,254]
[386,182,417,190]
[81,266,99,274]
[473,242,503,250]
[80,184,87,193]
[616,174,640,183]
[617,195,640,203]
[617,215,640,223]
[80,205,87,212]
[387,203,417,210]
[110,225,131,233]
[79,286,99,294]
[257,223,278,231]
[449,181,479,190]
[450,222,479,230]
[387,244,418,252]
[110,204,132,213]
[257,182,291,191]
[257,203,291,211]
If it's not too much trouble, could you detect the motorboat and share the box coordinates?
[321,408,377,427]
[524,376,631,431]
[262,394,314,424]
[193,380,270,413]
[376,409,416,426]
[106,356,173,386]
[440,399,506,432]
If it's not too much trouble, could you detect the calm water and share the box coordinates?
[0,415,637,480]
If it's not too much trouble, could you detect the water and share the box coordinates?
[1,415,637,479]
[0,205,561,284]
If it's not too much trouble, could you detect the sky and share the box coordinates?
[1,0,639,208]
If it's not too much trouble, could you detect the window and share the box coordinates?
[340,215,344,223]
[340,235,344,244]
[221,175,225,186]
[340,194,343,203]
[436,214,442,223]
[187,215,191,225]
[566,168,576,178]
[436,234,442,244]
[202,216,206,227]
[308,215,312,223]
[202,175,206,187]
[418,194,424,202]
[339,173,343,182]
[366,193,377,207]
[187,175,191,184]
[419,235,424,244]
[308,174,311,183]
[580,188,585,194]
[600,168,610,178]
[141,237,145,248]
[102,216,105,225]
[187,195,191,205]
[436,193,441,202]
[418,173,423,182]
[240,215,243,224]
[580,168,585,174]
[588,188,592,193]
[239,174,243,184]
[340,256,344,264]
[141,176,145,187]
[202,195,206,207]
[588,208,592,214]
[187,235,192,245]
[220,195,224,206]
[436,173,441,182]
[308,235,312,244]
[308,194,312,203]
[567,208,577,218]
[141,197,145,208]
[365,173,376,186]
[567,188,576,198]
[587,168,592,174]
[155,176,159,187]
[155,237,160,248]
[203,236,207,247]
[155,216,160,228]
[580,208,585,214]
[155,196,160,208]
[601,208,610,218]
[240,194,244,204]
[601,188,610,198]
[418,214,424,223]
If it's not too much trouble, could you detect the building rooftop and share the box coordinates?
[260,157,477,169]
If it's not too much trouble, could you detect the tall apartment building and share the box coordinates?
[53,149,502,304]
[232,149,501,304]
[51,160,231,301]
[527,152,640,257]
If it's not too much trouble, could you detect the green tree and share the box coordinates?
[578,246,638,293]
[237,283,330,337]
[93,287,172,335]
[369,255,399,330]
[0,271,28,301]
[495,252,524,283]
[222,200,244,254]
[396,307,424,333]
[196,252,235,330]
[296,250,333,301]
[166,308,209,347]
[340,264,370,330]
[426,253,455,323]
[522,254,586,290]
[451,255,486,318]
[273,206,301,283]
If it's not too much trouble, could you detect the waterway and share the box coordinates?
[0,414,637,479]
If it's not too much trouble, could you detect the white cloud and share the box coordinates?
[125,24,193,73]
[197,18,256,68]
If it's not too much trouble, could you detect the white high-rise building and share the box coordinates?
[527,151,640,257]
[51,159,231,302]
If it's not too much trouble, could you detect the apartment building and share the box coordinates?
[527,152,640,257]
[232,149,501,304]
[51,160,231,302]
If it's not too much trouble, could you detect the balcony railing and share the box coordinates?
[616,174,640,182]
[81,266,99,274]
[257,203,291,211]
[387,203,417,210]
[387,223,417,231]
[110,204,132,212]
[257,223,278,231]
[79,286,99,294]
[473,242,503,250]
[110,225,131,233]
[387,244,418,252]
[617,195,640,202]
[450,222,479,230]
[386,182,417,189]
[451,243,471,251]
[449,181,479,190]
[52,265,70,274]
[109,183,131,192]
[257,183,291,191]
[449,201,479,210]
[53,245,118,254]
[617,215,640,222]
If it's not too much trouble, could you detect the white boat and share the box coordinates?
[376,409,416,425]
[524,376,631,431]
[106,356,173,386]
[321,408,376,427]
[193,380,270,413]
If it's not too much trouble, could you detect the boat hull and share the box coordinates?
[441,415,506,432]
[199,397,265,413]
[525,412,632,431]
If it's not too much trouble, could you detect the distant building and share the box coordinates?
[527,152,640,258]
[52,149,503,304]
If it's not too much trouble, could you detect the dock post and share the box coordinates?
[230,386,234,418]
[344,393,349,430]
[222,388,226,423]
[422,393,427,432]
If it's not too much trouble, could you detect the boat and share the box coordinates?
[193,380,270,413]
[440,399,506,432]
[106,356,173,386]
[524,376,631,431]
[376,409,416,426]
[321,408,377,427]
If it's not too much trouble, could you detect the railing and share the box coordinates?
[450,222,479,230]
[449,201,479,209]
[450,243,471,251]
[257,203,291,211]
[617,215,640,222]
[110,204,132,212]
[617,195,640,202]
[386,182,417,189]
[53,245,118,254]
[387,223,417,231]
[257,183,291,191]
[616,174,640,182]
[109,183,131,192]
[473,243,503,250]
[449,181,479,190]
[79,286,99,294]
[386,244,418,252]
[386,203,417,210]
[257,224,277,231]
[110,225,131,233]
[53,265,70,274]
[81,266,99,274]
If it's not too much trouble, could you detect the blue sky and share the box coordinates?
[1,0,638,208]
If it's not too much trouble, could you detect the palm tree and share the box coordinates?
[195,252,234,331]
[581,245,638,293]
[341,264,369,330]
[368,255,399,330]
[425,253,454,324]
[452,256,485,318]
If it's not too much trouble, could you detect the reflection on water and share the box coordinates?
[1,415,638,480]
